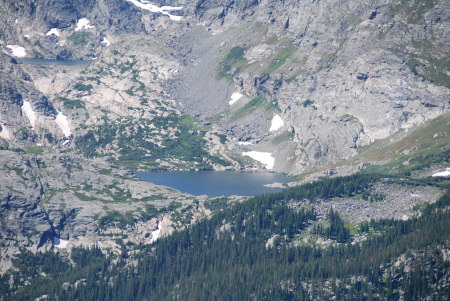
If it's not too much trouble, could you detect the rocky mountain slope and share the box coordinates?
[0,0,449,279]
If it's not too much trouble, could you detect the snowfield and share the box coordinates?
[53,237,69,249]
[55,109,72,138]
[6,45,26,57]
[101,37,111,46]
[125,0,183,21]
[0,122,11,140]
[229,92,243,106]
[21,101,37,129]
[75,18,95,31]
[46,28,60,36]
[432,168,450,177]
[269,114,284,132]
[149,221,163,243]
[242,151,275,169]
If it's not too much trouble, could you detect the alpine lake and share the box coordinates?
[137,171,292,197]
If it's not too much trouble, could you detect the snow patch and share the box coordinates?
[23,34,31,38]
[6,45,26,57]
[432,168,450,177]
[125,0,183,21]
[21,101,37,129]
[75,18,95,31]
[46,28,60,37]
[53,236,69,249]
[149,221,163,243]
[55,109,72,138]
[101,37,111,46]
[229,92,243,106]
[269,114,284,132]
[238,141,253,146]
[0,122,12,140]
[242,151,275,169]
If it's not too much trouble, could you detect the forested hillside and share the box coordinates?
[2,174,449,300]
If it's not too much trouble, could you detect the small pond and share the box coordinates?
[137,171,292,197]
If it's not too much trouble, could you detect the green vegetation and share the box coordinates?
[74,181,160,204]
[3,174,449,300]
[406,55,450,88]
[75,115,229,170]
[357,113,450,176]
[311,209,351,243]
[74,83,93,92]
[219,46,247,79]
[389,0,437,23]
[15,127,37,141]
[302,99,314,107]
[272,131,294,144]
[99,210,137,230]
[231,97,265,120]
[25,146,45,155]
[57,97,85,109]
[68,32,92,45]
[204,197,230,212]
[263,47,293,76]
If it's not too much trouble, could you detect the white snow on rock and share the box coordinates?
[53,236,69,249]
[75,18,95,31]
[46,28,60,37]
[101,37,111,46]
[242,151,275,169]
[238,141,253,146]
[6,45,26,57]
[0,122,12,140]
[21,101,37,129]
[55,109,72,138]
[432,168,450,177]
[125,0,183,21]
[149,221,163,243]
[269,114,284,132]
[229,92,243,106]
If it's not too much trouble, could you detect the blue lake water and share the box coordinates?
[137,171,292,197]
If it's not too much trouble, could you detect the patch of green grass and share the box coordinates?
[68,32,92,46]
[74,191,96,202]
[286,56,308,83]
[263,48,294,76]
[389,0,437,23]
[265,99,279,111]
[26,146,45,155]
[272,131,295,144]
[74,82,93,92]
[302,100,314,107]
[357,114,450,176]
[231,97,265,121]
[406,56,450,88]
[219,46,248,78]
[57,97,85,109]
[98,169,112,175]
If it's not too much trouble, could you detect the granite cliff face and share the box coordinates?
[1,0,448,171]
[0,0,449,271]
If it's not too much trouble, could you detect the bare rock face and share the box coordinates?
[0,0,448,273]
[177,0,450,171]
